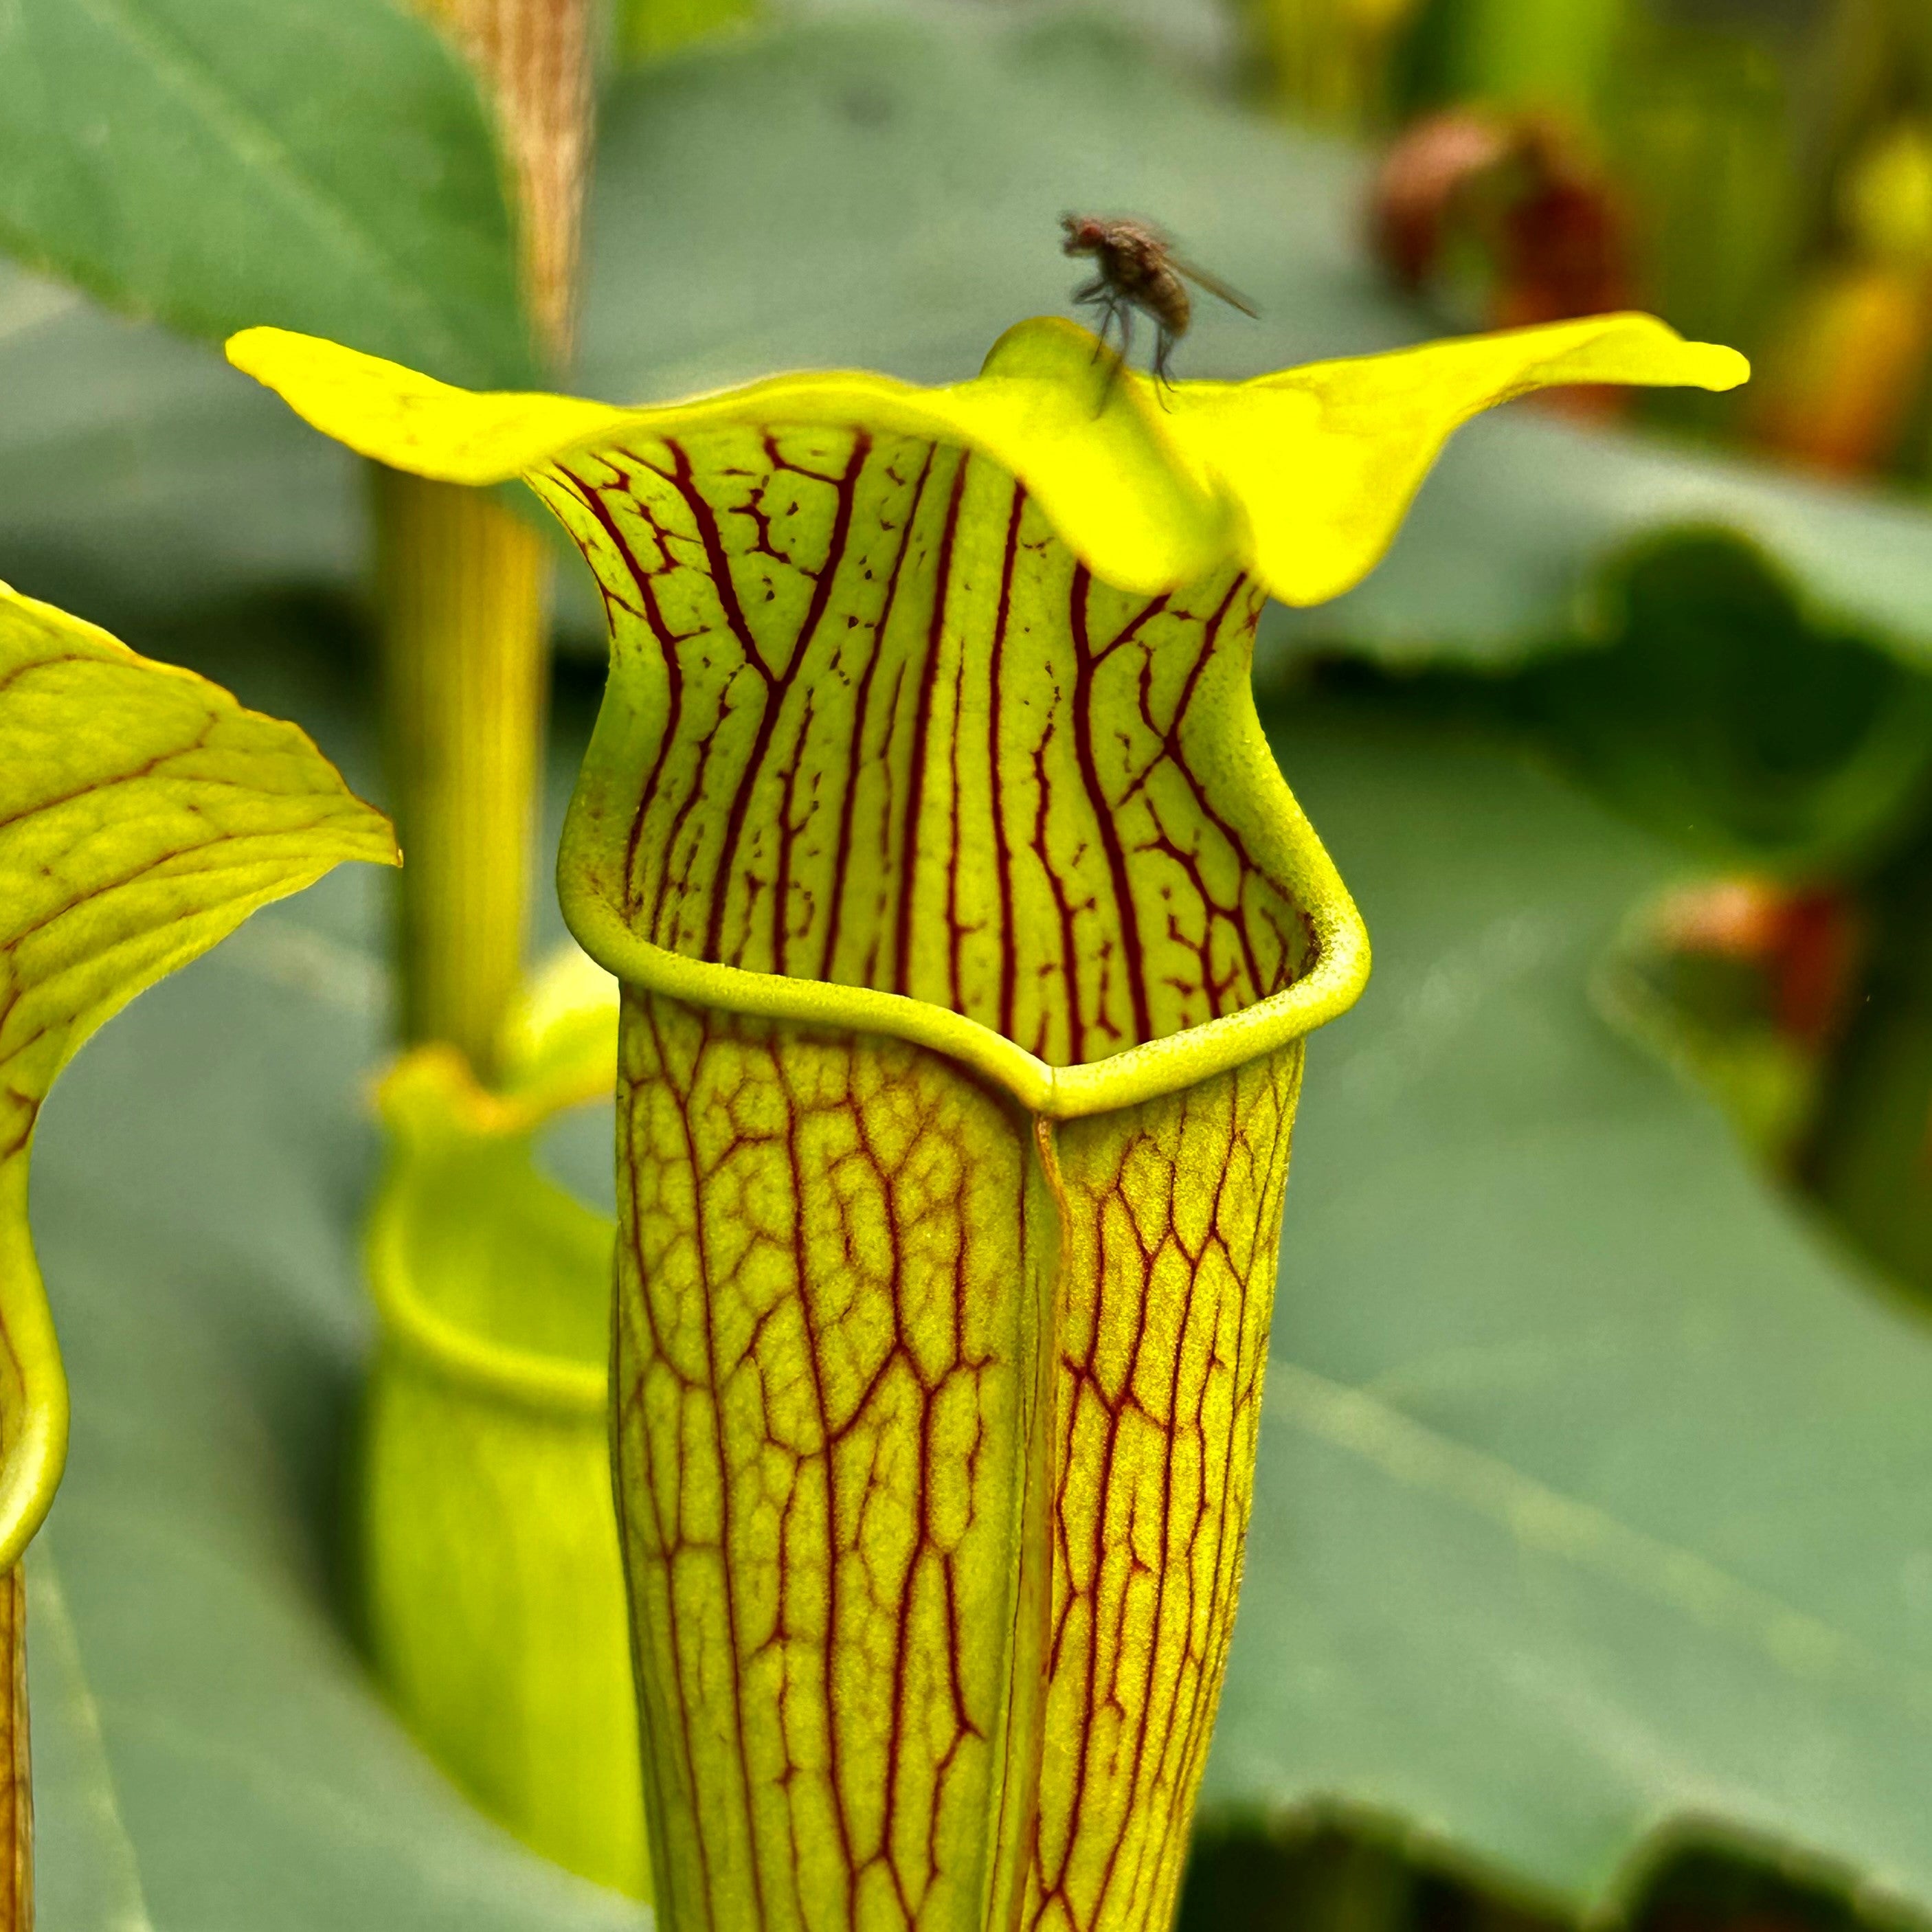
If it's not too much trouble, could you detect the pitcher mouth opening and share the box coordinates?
[367,1216,609,1415]
[559,854,1369,1122]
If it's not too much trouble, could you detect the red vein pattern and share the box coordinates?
[536,425,1313,1058]
[617,998,1055,1932]
[551,424,1320,1932]
[1026,1051,1301,1932]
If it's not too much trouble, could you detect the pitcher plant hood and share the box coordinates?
[231,311,1744,1932]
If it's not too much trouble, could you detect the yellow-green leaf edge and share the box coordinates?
[227,311,1743,1119]
[0,585,398,1569]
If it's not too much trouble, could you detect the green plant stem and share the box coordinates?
[375,474,548,1081]
[378,0,589,1079]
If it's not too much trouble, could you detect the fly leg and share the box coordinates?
[1152,322,1178,407]
[1072,276,1119,362]
[1096,302,1134,413]
[1086,295,1119,363]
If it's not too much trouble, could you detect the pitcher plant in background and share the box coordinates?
[233,308,1744,1932]
[361,946,649,1896]
[0,585,396,1927]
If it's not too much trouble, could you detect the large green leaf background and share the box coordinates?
[0,271,353,634]
[10,0,1932,1922]
[1217,703,1932,1918]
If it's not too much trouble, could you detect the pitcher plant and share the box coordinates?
[231,310,1745,1932]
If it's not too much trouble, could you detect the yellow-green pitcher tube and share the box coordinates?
[565,460,1347,1932]
[606,988,1308,1932]
[228,308,1746,1932]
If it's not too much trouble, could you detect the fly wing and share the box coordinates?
[1172,256,1259,317]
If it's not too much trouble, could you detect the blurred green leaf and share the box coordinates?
[1505,532,1932,872]
[0,264,359,634]
[1262,412,1932,671]
[577,10,1408,400]
[1599,14,1800,382]
[1206,696,1932,1920]
[617,0,760,67]
[0,0,533,388]
[1414,0,1630,118]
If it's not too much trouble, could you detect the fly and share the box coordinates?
[1061,214,1257,402]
